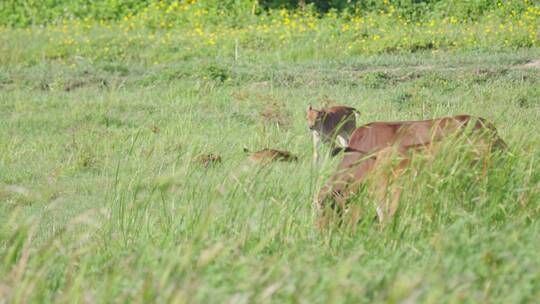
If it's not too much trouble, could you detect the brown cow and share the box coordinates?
[318,115,506,228]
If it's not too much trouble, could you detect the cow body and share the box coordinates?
[343,115,505,155]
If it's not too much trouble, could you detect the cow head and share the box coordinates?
[306,105,323,130]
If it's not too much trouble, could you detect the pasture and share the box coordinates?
[1,4,540,301]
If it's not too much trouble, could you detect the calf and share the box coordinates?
[306,105,360,162]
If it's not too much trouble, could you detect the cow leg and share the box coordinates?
[388,187,403,219]
[372,173,389,223]
[376,185,402,223]
[387,160,409,219]
[337,133,349,147]
[374,158,408,223]
[312,130,321,162]
[376,206,384,222]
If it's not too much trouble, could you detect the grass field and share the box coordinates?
[1,19,540,302]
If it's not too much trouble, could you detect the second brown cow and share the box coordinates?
[318,115,506,227]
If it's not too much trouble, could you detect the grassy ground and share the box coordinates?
[1,31,540,302]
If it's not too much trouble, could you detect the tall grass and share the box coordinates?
[1,45,540,301]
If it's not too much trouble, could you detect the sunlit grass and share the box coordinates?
[0,2,538,67]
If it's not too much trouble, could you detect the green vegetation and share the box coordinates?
[0,0,539,64]
[1,0,540,303]
[0,0,538,27]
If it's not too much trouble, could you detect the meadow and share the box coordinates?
[1,1,540,303]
